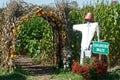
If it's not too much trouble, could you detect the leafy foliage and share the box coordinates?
[0,0,120,73]
[16,16,53,64]
[72,59,108,80]
[69,2,120,67]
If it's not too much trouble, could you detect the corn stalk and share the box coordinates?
[0,0,37,72]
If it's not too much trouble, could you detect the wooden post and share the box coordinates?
[99,54,102,61]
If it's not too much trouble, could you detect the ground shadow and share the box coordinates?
[0,66,59,80]
[14,55,59,76]
[100,69,120,80]
[21,65,59,76]
[0,72,27,80]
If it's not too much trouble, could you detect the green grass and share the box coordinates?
[0,69,28,80]
[50,71,83,80]
[50,69,120,80]
[100,69,120,80]
[0,68,120,80]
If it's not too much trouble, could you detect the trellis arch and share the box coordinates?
[0,0,72,72]
[14,7,66,68]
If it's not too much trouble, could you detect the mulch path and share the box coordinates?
[14,55,57,80]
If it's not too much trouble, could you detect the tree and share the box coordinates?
[70,1,78,8]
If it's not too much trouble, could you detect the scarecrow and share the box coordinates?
[73,12,100,65]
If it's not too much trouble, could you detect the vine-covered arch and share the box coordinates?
[0,0,72,72]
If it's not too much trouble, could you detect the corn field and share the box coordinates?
[70,1,120,68]
[0,0,120,73]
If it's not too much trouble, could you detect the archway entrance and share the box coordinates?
[15,15,54,64]
[0,0,72,72]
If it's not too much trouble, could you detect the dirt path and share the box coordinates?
[14,55,57,80]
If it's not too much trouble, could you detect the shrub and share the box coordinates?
[72,58,108,80]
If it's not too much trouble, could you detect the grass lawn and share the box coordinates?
[0,69,120,80]
[50,69,120,80]
[0,69,27,80]
[50,71,83,80]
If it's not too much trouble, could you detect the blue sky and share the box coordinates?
[0,0,120,8]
